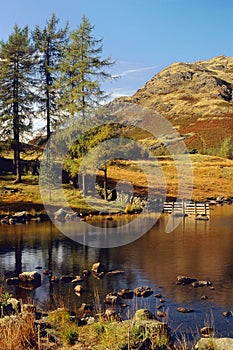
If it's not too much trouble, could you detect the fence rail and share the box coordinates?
[163,201,210,218]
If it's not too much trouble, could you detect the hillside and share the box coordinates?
[117,55,233,153]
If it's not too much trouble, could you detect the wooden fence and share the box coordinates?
[163,201,210,218]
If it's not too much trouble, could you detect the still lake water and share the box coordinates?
[0,205,232,339]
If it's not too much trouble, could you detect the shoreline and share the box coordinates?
[0,197,232,224]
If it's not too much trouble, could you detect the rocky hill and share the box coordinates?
[117,55,233,154]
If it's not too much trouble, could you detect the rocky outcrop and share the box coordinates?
[116,55,233,153]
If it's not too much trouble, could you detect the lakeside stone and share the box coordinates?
[60,275,75,283]
[133,310,173,347]
[176,275,197,285]
[104,292,119,305]
[200,326,215,337]
[106,270,125,276]
[133,309,155,321]
[1,298,21,316]
[54,208,66,221]
[192,280,212,288]
[19,271,41,284]
[195,337,233,350]
[74,285,83,295]
[134,286,153,298]
[91,262,106,274]
[6,277,20,285]
[117,288,134,299]
[177,307,193,313]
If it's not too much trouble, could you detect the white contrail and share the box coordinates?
[112,65,158,78]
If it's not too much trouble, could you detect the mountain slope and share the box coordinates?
[117,55,233,153]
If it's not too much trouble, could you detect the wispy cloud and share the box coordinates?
[109,88,136,99]
[112,65,158,78]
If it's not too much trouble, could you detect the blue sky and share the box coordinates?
[1,0,233,99]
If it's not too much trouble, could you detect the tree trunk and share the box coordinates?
[13,141,21,183]
[46,50,51,141]
[82,173,86,196]
[46,74,51,140]
[13,70,21,183]
[103,164,108,201]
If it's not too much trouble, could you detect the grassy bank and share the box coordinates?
[0,154,233,214]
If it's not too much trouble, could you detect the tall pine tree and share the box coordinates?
[57,15,114,117]
[32,14,68,140]
[0,25,36,183]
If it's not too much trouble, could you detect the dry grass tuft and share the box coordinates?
[0,314,36,350]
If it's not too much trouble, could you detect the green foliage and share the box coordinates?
[47,308,71,325]
[0,25,36,182]
[124,196,145,214]
[94,322,105,336]
[219,137,233,159]
[48,309,78,346]
[203,137,233,159]
[61,327,78,345]
[32,13,68,139]
[0,291,12,306]
[57,15,114,116]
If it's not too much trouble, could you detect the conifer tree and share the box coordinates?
[57,15,114,117]
[0,25,36,183]
[32,14,68,140]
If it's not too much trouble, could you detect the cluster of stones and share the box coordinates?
[175,275,232,318]
[0,211,48,225]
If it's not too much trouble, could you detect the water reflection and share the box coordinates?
[0,205,232,337]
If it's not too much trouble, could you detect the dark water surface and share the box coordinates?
[0,205,232,339]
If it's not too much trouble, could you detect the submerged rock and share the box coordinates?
[60,275,75,283]
[118,288,134,299]
[222,311,231,317]
[134,286,153,298]
[91,262,106,274]
[192,280,212,288]
[200,326,214,337]
[74,285,83,294]
[104,292,120,305]
[106,270,125,276]
[177,307,193,313]
[176,275,197,285]
[6,277,20,285]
